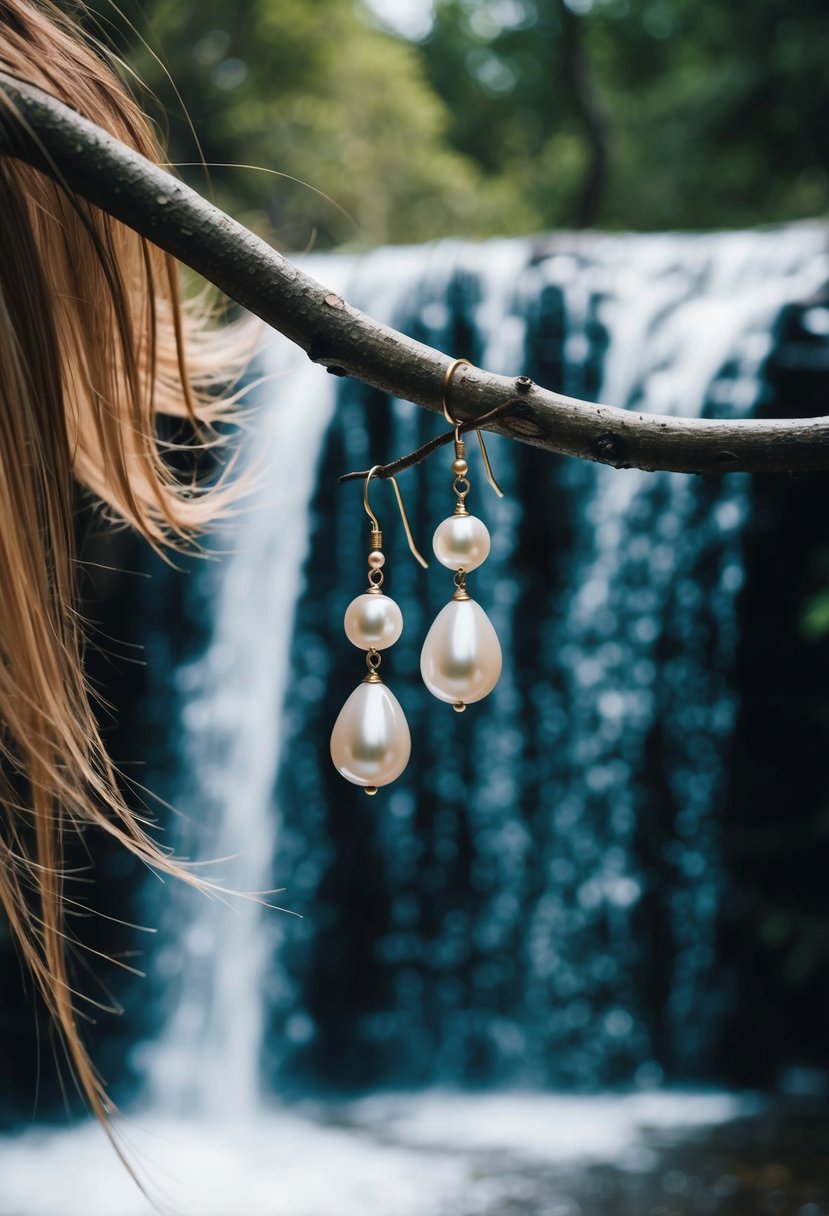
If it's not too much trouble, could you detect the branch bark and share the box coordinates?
[1,71,828,475]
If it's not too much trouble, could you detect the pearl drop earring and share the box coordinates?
[331,466,428,795]
[420,359,504,713]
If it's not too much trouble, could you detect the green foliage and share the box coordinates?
[415,0,829,231]
[92,0,509,248]
[87,0,828,247]
[593,0,829,228]
[413,0,592,229]
[800,590,829,643]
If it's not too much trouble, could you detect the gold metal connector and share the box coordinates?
[452,570,471,601]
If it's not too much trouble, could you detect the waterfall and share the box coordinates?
[141,255,345,1113]
[142,225,829,1111]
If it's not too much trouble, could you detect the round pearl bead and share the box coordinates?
[420,598,502,705]
[432,514,491,572]
[344,592,403,651]
[330,680,411,787]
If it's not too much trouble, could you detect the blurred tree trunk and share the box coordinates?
[557,0,611,228]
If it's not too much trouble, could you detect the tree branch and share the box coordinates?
[0,71,827,475]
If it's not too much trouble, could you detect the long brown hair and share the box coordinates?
[0,0,253,1153]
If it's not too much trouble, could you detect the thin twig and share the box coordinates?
[338,400,519,483]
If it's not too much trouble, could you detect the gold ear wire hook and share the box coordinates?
[363,465,429,568]
[442,358,504,499]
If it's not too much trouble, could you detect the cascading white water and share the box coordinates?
[137,241,525,1111]
[513,228,829,1079]
[141,254,345,1114]
[140,224,828,1112]
[2,225,827,1216]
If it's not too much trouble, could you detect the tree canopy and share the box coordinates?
[89,0,828,247]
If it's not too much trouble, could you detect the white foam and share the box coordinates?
[0,1090,754,1216]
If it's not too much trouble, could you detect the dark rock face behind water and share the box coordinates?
[719,294,829,1088]
[0,232,828,1127]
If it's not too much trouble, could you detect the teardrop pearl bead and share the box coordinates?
[432,514,491,572]
[330,680,411,787]
[343,592,403,651]
[420,598,502,705]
